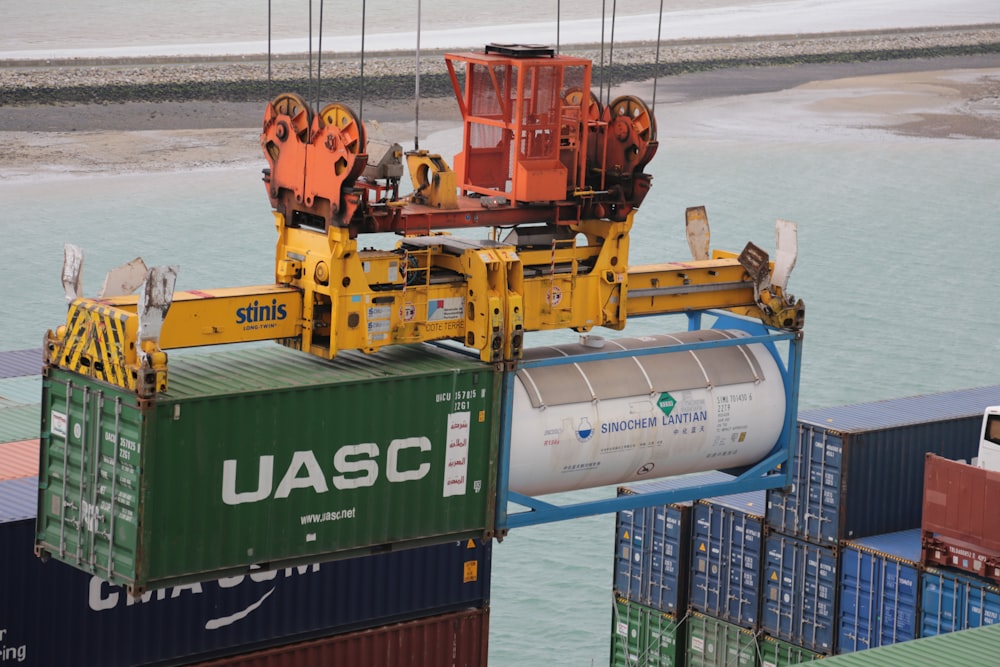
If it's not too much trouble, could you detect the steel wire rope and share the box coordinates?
[316,0,324,112]
[652,0,664,114]
[308,0,314,107]
[414,0,422,149]
[266,0,272,100]
[556,0,561,54]
[606,0,617,107]
[598,1,607,105]
[360,0,366,121]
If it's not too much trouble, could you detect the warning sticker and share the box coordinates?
[428,297,464,321]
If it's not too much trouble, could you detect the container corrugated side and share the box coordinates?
[0,439,38,480]
[839,529,922,653]
[609,596,681,667]
[766,386,1000,546]
[0,347,42,379]
[3,477,492,667]
[690,489,766,628]
[762,532,838,654]
[685,611,757,667]
[0,403,39,444]
[801,623,1000,666]
[35,343,499,593]
[615,472,733,615]
[759,634,822,666]
[186,607,490,667]
[922,454,1000,582]
[921,566,1000,637]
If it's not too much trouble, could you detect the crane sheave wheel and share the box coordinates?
[319,102,367,154]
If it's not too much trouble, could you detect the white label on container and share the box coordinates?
[51,410,67,438]
[428,297,464,322]
[616,621,628,636]
[443,411,470,497]
[691,637,705,653]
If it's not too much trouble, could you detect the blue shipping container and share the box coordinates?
[615,472,733,615]
[767,386,1000,545]
[839,529,922,653]
[763,532,838,654]
[921,566,1000,637]
[0,477,491,667]
[689,490,766,628]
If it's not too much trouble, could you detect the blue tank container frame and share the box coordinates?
[493,310,803,532]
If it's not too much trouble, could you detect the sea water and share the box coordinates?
[3,2,1000,665]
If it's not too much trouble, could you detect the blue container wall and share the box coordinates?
[766,386,1000,545]
[838,529,922,653]
[921,567,1000,638]
[1,478,491,667]
[615,472,733,615]
[762,532,838,654]
[689,491,766,628]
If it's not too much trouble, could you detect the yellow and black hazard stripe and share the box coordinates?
[60,299,137,391]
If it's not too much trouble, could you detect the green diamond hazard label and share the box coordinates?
[657,392,676,416]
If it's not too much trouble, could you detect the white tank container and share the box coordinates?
[508,330,787,496]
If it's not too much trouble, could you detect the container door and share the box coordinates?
[36,374,142,583]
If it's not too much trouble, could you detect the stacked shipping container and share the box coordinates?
[0,474,492,666]
[34,344,501,594]
[609,386,1000,665]
[1,346,495,667]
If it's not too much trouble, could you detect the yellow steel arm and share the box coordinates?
[45,286,302,396]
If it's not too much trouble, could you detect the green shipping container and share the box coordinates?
[610,596,682,667]
[35,344,499,594]
[686,612,758,667]
[759,634,822,666]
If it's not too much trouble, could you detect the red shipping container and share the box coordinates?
[922,454,1000,582]
[187,607,490,667]
[0,439,39,481]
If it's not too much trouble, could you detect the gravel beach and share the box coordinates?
[1,26,998,180]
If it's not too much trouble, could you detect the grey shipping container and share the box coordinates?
[1,476,492,667]
[689,489,766,628]
[35,343,500,593]
[186,607,490,667]
[767,386,1000,545]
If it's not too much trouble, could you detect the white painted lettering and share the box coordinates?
[222,456,274,505]
[332,443,379,489]
[387,437,431,482]
[275,451,329,498]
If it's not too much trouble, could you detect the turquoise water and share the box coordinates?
[3,95,999,665]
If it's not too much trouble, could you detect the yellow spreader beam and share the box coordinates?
[45,212,802,397]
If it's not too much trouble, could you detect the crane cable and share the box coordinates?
[414,0,422,150]
[597,0,618,107]
[266,0,272,101]
[652,0,664,114]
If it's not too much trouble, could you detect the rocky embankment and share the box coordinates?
[2,25,999,106]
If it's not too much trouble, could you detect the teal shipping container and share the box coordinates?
[35,344,500,594]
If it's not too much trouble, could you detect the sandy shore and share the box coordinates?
[1,54,998,182]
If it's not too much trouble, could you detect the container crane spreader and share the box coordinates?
[44,44,803,398]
